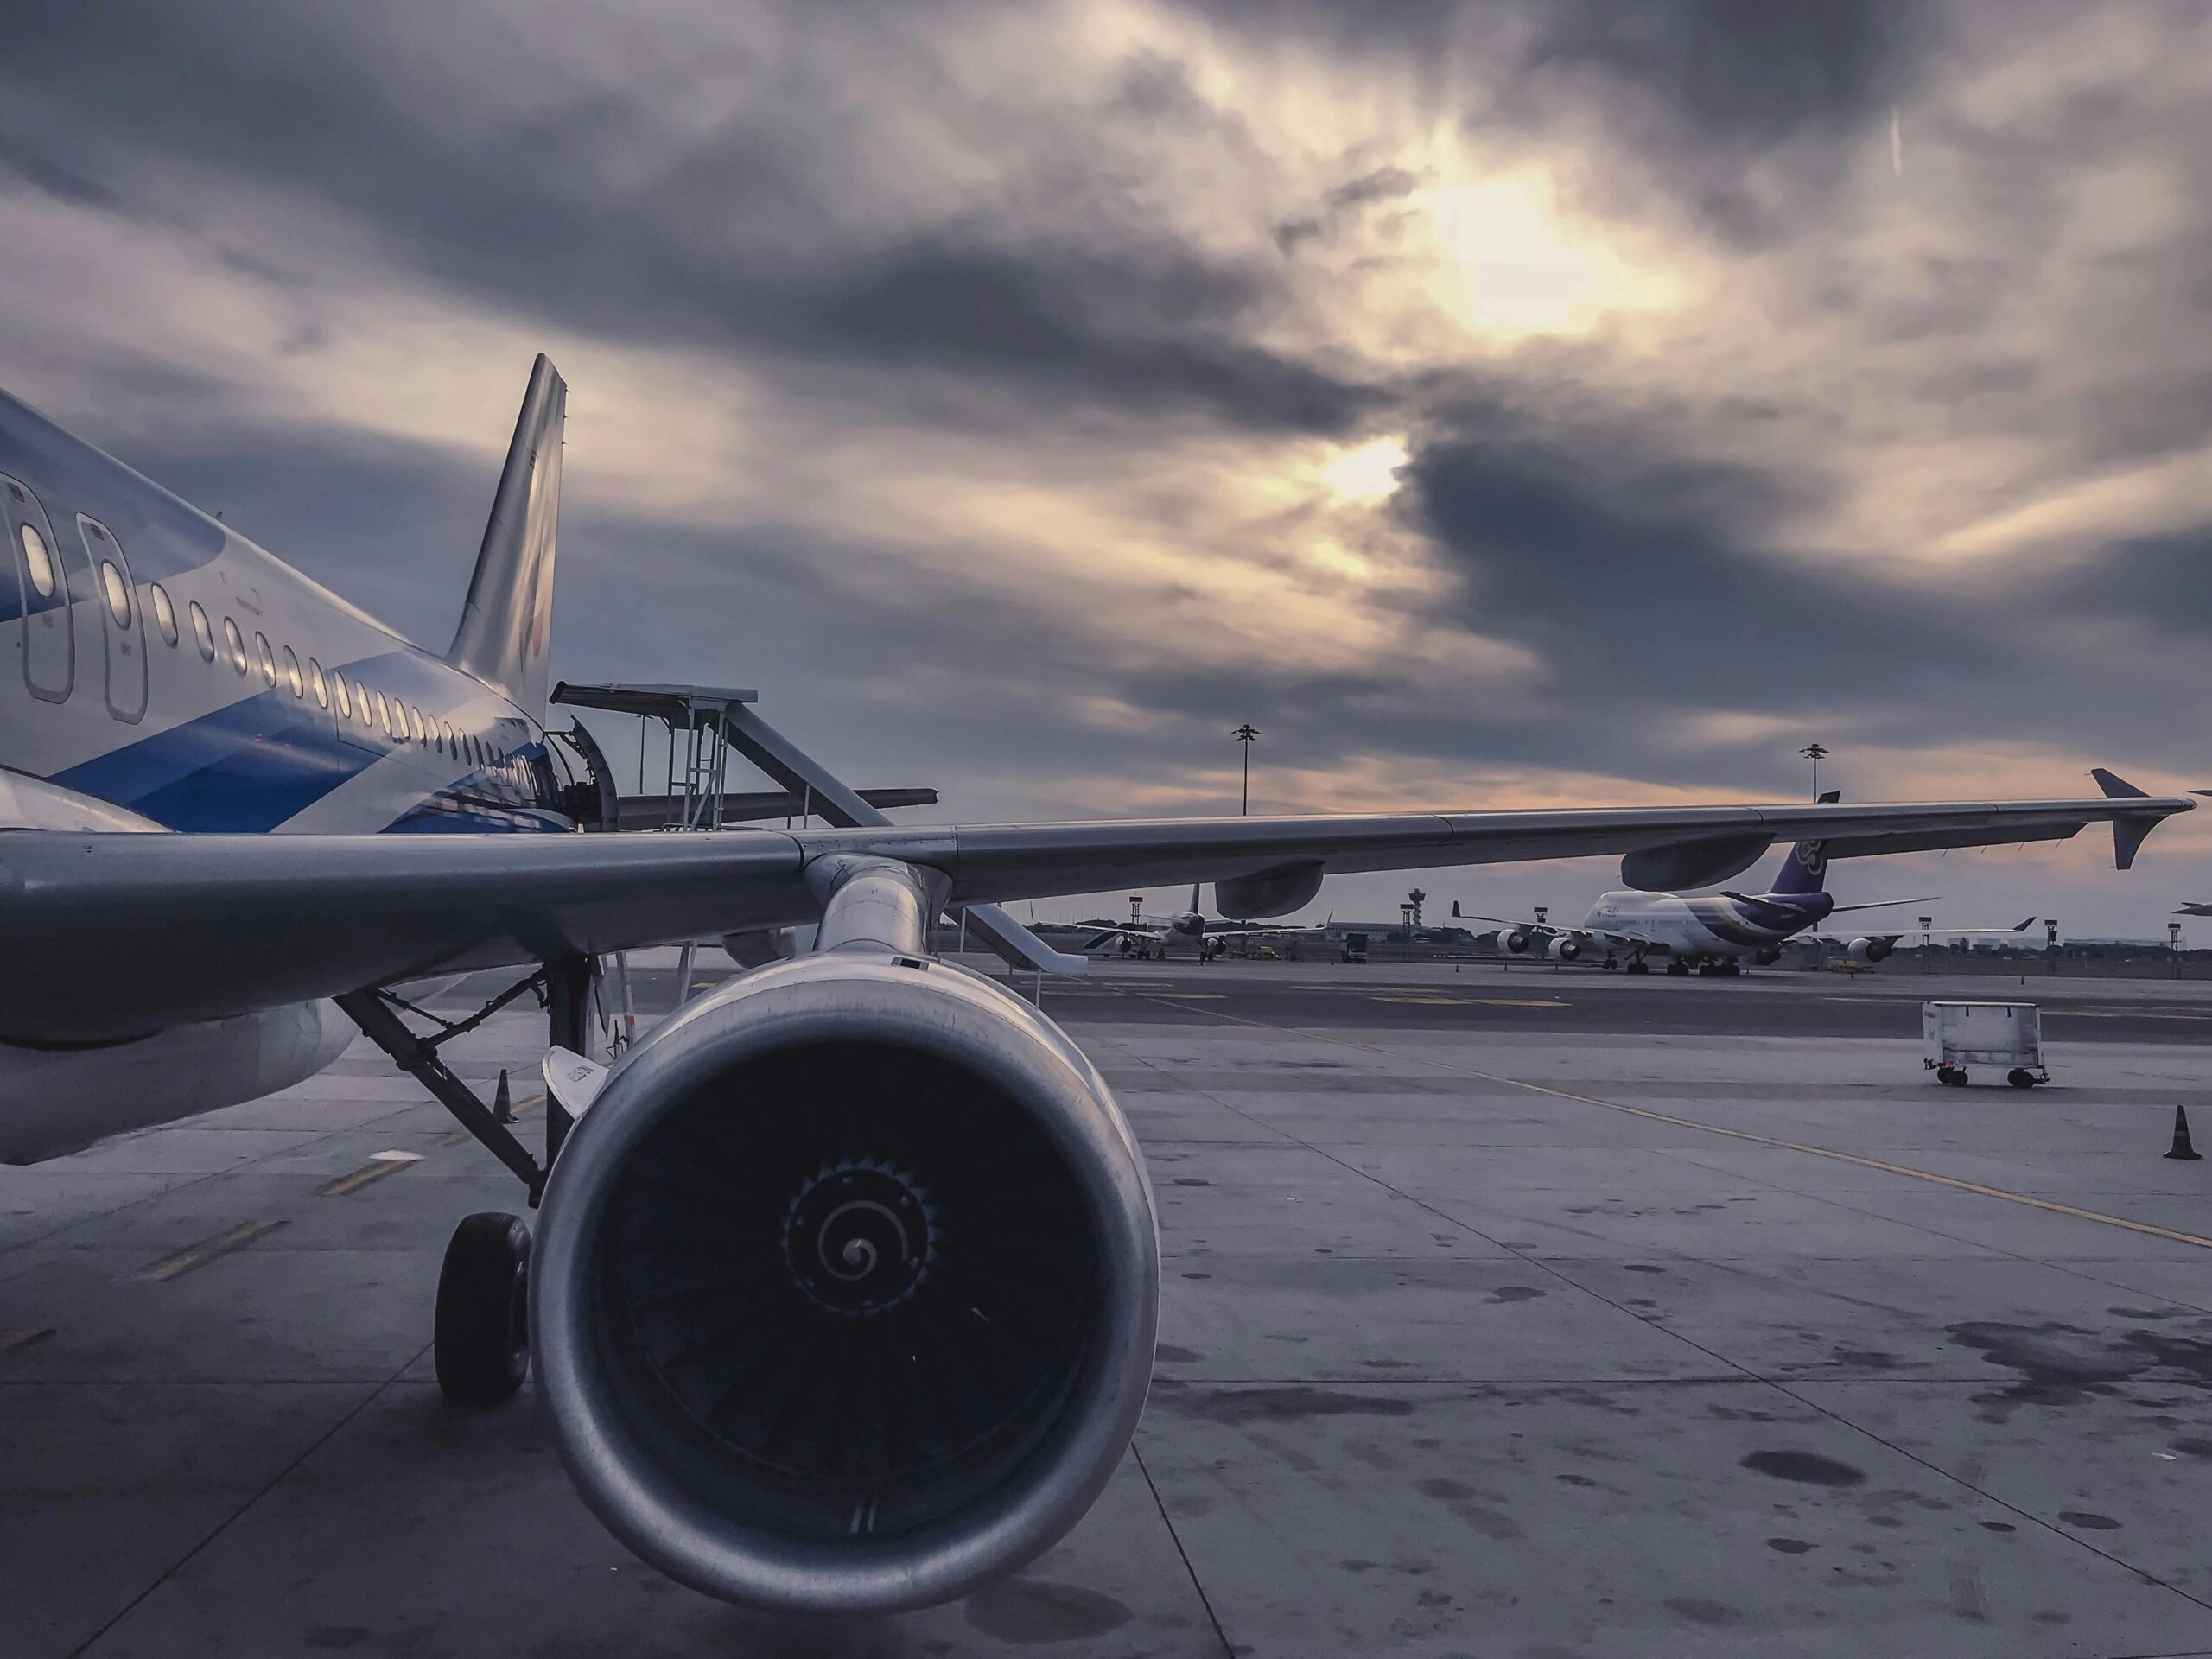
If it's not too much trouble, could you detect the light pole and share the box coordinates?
[1800,742,1829,801]
[1231,723,1261,815]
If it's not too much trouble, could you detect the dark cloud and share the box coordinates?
[1522,0,1931,147]
[0,0,1373,437]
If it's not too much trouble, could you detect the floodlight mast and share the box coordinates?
[1232,723,1261,815]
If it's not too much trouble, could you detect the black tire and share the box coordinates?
[1624,959,1649,976]
[435,1211,531,1408]
[2007,1068,2036,1090]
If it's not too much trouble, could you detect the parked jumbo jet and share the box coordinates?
[1079,884,1319,959]
[0,356,2191,1616]
[1467,797,2045,974]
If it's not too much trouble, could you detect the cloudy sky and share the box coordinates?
[3,0,2209,934]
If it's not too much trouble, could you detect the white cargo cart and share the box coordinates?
[1923,1001,2045,1089]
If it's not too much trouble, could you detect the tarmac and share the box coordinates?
[5,956,2212,1656]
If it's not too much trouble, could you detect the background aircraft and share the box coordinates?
[1078,886,1324,959]
[1465,810,2046,975]
[0,355,2190,1618]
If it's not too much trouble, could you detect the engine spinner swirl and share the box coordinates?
[785,1160,936,1314]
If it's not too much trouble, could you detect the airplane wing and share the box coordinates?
[0,788,2188,1043]
[1812,916,2041,945]
[1820,895,1942,917]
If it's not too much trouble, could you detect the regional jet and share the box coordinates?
[1467,807,2046,975]
[0,355,2190,1616]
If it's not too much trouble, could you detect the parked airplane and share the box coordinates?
[2176,902,2212,918]
[1465,809,2042,974]
[1079,886,1322,959]
[0,355,2190,1617]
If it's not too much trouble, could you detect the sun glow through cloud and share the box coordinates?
[1320,436,1408,501]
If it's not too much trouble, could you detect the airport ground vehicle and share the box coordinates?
[0,356,2186,1614]
[1924,1001,2048,1088]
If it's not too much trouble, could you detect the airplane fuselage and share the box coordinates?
[1584,888,1834,959]
[0,385,572,1160]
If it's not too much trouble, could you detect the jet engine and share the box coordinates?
[531,952,1160,1614]
[1752,948,1782,966]
[1503,929,1534,954]
[1845,937,1893,963]
[1547,937,1581,962]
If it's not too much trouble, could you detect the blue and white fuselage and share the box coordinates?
[0,362,577,1160]
[0,389,566,837]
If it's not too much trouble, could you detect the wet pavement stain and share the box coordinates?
[1740,1450,1867,1488]
[1947,1319,2212,1419]
[1154,1344,1203,1363]
[1665,1598,1744,1627]
[1765,1538,1815,1554]
[2057,1510,2123,1530]
[1488,1286,1546,1305]
[1150,1381,1418,1422]
[1413,1478,1522,1540]
[965,1579,1134,1644]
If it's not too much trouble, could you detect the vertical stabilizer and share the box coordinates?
[448,354,566,717]
[1767,788,1842,897]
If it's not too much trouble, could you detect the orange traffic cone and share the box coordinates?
[493,1069,513,1125]
[2164,1104,2201,1161]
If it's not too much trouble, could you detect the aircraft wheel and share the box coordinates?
[1664,960,1690,977]
[1624,959,1649,976]
[435,1212,531,1408]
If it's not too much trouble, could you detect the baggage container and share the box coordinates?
[1923,1001,2045,1089]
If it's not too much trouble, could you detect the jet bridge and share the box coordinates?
[550,680,1084,977]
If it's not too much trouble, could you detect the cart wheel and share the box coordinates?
[2006,1068,2036,1089]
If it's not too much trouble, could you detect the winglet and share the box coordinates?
[2094,767,2162,869]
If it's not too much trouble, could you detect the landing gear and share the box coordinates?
[1664,959,1690,976]
[435,1212,532,1407]
[1623,957,1650,976]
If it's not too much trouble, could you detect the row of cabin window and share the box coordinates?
[18,518,520,774]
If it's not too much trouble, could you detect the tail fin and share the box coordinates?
[1768,787,1841,897]
[1192,883,1202,914]
[448,354,566,718]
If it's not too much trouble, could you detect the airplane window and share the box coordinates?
[410,705,426,743]
[283,645,303,697]
[19,524,54,599]
[149,583,178,645]
[375,690,391,735]
[224,616,247,674]
[99,561,131,629]
[437,720,452,753]
[189,600,215,661]
[308,658,328,709]
[330,668,351,718]
[253,632,276,686]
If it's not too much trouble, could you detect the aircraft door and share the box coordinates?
[3,475,74,703]
[79,517,148,723]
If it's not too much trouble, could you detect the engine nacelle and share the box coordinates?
[1846,936,1893,963]
[1504,929,1534,954]
[532,953,1160,1613]
[1547,936,1580,962]
[1752,948,1782,966]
